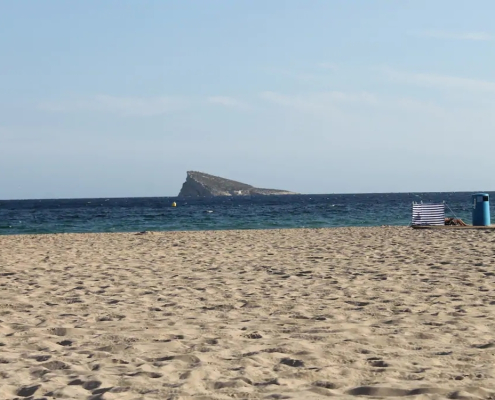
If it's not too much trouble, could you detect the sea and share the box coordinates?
[0,192,491,235]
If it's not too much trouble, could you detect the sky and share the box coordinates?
[1,0,494,199]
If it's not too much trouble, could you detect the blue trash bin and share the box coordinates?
[472,193,491,226]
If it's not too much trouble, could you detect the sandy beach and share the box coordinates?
[1,227,495,399]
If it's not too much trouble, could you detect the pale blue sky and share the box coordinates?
[1,0,494,199]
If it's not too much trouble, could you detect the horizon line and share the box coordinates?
[1,190,493,202]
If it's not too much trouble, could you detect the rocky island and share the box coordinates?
[178,171,297,197]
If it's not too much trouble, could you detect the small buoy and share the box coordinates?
[171,202,177,207]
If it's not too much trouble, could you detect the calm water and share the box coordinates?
[0,192,490,235]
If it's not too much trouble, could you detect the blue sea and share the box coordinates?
[0,192,490,235]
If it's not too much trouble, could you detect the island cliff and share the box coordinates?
[178,171,297,197]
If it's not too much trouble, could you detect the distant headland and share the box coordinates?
[178,171,298,197]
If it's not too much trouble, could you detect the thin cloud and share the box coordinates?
[383,67,495,93]
[410,29,492,41]
[207,96,250,110]
[260,90,379,112]
[259,90,452,119]
[38,95,188,117]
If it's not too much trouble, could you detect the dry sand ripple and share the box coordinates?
[1,227,495,399]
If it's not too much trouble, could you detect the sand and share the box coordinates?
[1,227,495,399]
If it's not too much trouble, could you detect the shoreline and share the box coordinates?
[0,225,408,237]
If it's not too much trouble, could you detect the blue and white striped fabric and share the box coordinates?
[411,203,445,226]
